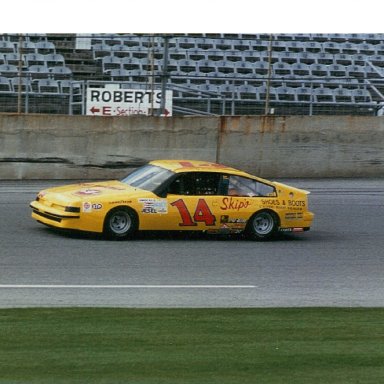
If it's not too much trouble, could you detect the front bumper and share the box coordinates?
[30,200,80,228]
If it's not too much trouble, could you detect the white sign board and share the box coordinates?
[86,85,173,116]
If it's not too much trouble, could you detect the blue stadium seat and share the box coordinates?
[369,55,384,67]
[110,44,131,58]
[207,49,225,62]
[186,49,207,61]
[37,78,61,94]
[275,86,296,101]
[24,53,46,67]
[92,44,111,59]
[285,41,307,53]
[198,84,219,93]
[109,68,130,81]
[0,76,12,93]
[121,57,140,71]
[225,50,243,62]
[35,41,56,54]
[310,34,330,42]
[0,64,18,77]
[178,59,197,73]
[334,54,353,66]
[11,76,33,93]
[340,42,358,55]
[44,53,65,67]
[346,64,366,78]
[17,41,36,54]
[49,66,72,79]
[328,64,347,77]
[375,43,384,55]
[102,55,122,72]
[104,36,124,46]
[358,43,376,55]
[297,52,316,65]
[234,61,254,76]
[314,87,334,102]
[3,53,19,66]
[253,61,269,76]
[196,59,216,74]
[341,78,360,89]
[177,37,196,50]
[334,88,353,103]
[310,63,328,77]
[323,41,342,54]
[352,89,373,103]
[255,85,268,101]
[28,65,50,79]
[291,63,310,76]
[295,87,313,102]
[305,41,322,53]
[276,51,299,64]
[59,80,82,95]
[237,84,258,99]
[0,40,15,53]
[316,53,333,65]
[273,62,292,76]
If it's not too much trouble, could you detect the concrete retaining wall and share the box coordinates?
[1,114,383,179]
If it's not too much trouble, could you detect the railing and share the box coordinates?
[1,33,384,116]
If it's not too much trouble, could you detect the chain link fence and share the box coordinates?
[1,33,384,116]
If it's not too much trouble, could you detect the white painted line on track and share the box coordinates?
[0,285,256,289]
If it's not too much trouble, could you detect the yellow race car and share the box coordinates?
[30,160,314,240]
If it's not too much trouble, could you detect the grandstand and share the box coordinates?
[1,33,384,116]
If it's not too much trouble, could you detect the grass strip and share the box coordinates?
[0,307,383,383]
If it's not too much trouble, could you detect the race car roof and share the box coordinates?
[149,159,245,174]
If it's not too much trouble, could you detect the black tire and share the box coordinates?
[103,207,138,240]
[246,210,278,241]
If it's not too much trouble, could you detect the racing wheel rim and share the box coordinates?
[109,210,132,234]
[252,211,275,235]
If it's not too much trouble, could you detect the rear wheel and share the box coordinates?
[246,210,278,240]
[104,207,138,240]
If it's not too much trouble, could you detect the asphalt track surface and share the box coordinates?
[0,179,383,308]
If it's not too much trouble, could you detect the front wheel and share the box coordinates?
[104,207,138,240]
[246,210,278,241]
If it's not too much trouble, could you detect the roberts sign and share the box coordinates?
[86,85,173,116]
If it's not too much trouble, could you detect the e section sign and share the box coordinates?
[86,85,173,116]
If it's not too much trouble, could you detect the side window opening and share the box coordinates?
[227,175,276,197]
[167,172,221,195]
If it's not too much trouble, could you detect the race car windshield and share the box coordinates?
[121,165,174,192]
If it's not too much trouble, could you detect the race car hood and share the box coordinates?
[36,180,144,205]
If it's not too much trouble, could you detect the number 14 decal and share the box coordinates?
[171,199,216,226]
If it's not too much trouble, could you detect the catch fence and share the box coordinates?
[1,33,383,116]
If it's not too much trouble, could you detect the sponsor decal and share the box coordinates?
[220,215,246,230]
[109,200,132,205]
[171,199,216,226]
[279,228,293,232]
[74,188,101,196]
[82,202,103,212]
[93,185,125,190]
[83,202,92,213]
[139,198,168,214]
[279,227,304,233]
[220,197,251,211]
[288,200,306,207]
[221,215,247,224]
[261,198,281,206]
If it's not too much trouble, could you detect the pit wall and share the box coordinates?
[1,114,383,179]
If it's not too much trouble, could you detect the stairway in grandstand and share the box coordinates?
[1,33,384,115]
